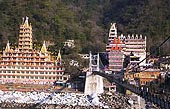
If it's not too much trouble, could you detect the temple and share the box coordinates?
[106,23,147,72]
[108,37,124,72]
[0,17,69,84]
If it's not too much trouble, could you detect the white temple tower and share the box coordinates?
[106,23,147,66]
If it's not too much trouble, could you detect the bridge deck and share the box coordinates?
[93,71,170,109]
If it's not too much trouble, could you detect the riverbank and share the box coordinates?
[0,90,132,109]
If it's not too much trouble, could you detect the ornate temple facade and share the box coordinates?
[108,37,124,72]
[106,23,146,72]
[0,17,69,84]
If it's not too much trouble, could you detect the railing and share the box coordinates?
[93,71,170,109]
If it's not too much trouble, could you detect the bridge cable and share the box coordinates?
[140,56,170,72]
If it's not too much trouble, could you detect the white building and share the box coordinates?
[78,54,90,59]
[63,40,75,48]
[106,23,147,68]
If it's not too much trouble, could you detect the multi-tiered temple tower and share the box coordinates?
[106,23,147,72]
[108,37,124,72]
[18,17,33,51]
[0,17,69,84]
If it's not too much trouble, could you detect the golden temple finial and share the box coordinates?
[57,50,62,62]
[5,41,11,52]
[24,16,29,26]
[41,41,47,53]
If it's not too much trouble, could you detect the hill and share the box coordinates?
[0,0,170,55]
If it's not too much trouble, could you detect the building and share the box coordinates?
[69,60,79,67]
[106,23,146,70]
[123,34,146,66]
[104,80,116,92]
[124,53,141,73]
[124,69,160,86]
[108,37,124,73]
[0,17,69,84]
[78,54,89,59]
[106,23,125,52]
[63,40,75,48]
[159,56,170,70]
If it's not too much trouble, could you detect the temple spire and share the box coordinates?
[41,41,47,53]
[113,37,117,44]
[117,37,121,44]
[24,16,29,26]
[22,17,24,24]
[57,50,62,62]
[5,41,11,52]
[109,23,117,39]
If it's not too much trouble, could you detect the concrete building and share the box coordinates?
[123,34,146,66]
[78,54,89,59]
[0,17,69,84]
[124,69,160,86]
[124,53,141,73]
[63,40,75,48]
[69,60,79,67]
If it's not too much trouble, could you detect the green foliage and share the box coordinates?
[63,53,89,77]
[103,0,170,55]
[0,0,170,56]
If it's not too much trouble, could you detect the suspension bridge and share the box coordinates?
[84,36,170,109]
[84,52,169,109]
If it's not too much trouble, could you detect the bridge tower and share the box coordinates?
[84,52,104,95]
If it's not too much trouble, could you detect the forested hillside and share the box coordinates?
[0,0,170,55]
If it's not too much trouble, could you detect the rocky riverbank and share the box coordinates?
[0,90,132,109]
[0,103,103,109]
